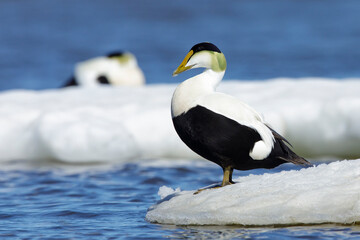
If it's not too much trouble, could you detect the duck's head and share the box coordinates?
[173,42,226,76]
[107,51,138,68]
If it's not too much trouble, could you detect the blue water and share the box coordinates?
[1,0,360,90]
[0,160,359,239]
[1,1,360,239]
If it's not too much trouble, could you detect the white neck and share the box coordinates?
[171,69,225,117]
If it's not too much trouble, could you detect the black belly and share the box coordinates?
[172,105,286,170]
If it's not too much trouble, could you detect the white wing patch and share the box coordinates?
[250,140,271,160]
[196,93,275,160]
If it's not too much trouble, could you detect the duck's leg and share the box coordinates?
[221,166,234,186]
[194,166,234,194]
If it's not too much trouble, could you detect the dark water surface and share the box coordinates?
[1,0,360,90]
[0,160,359,239]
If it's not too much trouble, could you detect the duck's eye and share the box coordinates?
[97,75,110,84]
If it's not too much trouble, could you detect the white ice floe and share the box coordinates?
[146,159,360,226]
[0,77,359,162]
[158,186,182,199]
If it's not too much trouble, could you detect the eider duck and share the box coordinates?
[63,51,145,87]
[171,42,311,188]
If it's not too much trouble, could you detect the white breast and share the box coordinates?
[171,69,224,117]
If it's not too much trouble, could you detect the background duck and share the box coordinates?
[63,51,145,87]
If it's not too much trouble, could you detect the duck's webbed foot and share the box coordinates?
[193,184,222,195]
[193,166,234,195]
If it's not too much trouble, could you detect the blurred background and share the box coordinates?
[1,0,360,90]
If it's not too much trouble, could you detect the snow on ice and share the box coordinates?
[0,78,359,163]
[146,159,360,226]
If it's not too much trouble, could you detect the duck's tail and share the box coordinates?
[268,126,312,167]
